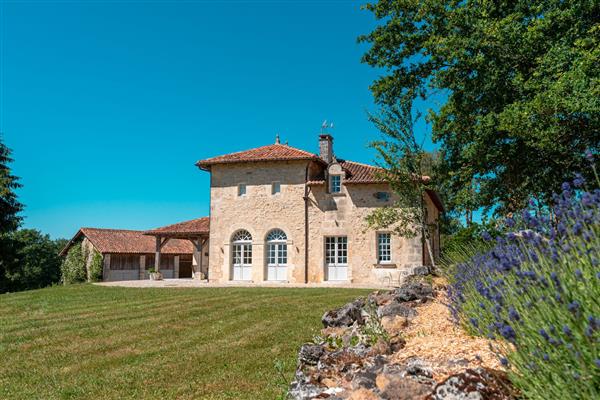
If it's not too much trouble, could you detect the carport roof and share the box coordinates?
[144,217,210,237]
[60,228,193,256]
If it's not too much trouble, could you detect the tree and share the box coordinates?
[3,230,65,292]
[365,98,439,268]
[0,137,23,292]
[360,0,600,216]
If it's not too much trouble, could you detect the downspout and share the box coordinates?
[303,162,311,284]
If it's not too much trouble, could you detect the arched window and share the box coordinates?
[266,229,287,281]
[232,230,252,243]
[232,230,252,281]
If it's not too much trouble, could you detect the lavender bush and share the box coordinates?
[447,167,600,399]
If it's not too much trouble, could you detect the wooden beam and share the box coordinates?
[159,237,170,249]
[155,236,161,272]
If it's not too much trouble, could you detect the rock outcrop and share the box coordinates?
[288,278,516,400]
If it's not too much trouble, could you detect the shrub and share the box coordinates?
[88,250,103,282]
[61,243,86,284]
[446,174,600,400]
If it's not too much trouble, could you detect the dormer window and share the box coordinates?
[330,175,341,193]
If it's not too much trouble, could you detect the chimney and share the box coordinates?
[319,134,333,164]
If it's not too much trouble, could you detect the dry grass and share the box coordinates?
[391,277,501,380]
[0,284,370,400]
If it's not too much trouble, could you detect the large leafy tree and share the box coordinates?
[360,0,600,216]
[4,230,65,292]
[0,137,23,292]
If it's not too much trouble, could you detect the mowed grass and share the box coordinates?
[0,284,370,400]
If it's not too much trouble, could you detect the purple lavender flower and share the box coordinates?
[573,173,585,187]
[539,329,550,341]
[562,325,573,337]
[568,301,580,314]
[585,149,594,161]
[481,231,492,241]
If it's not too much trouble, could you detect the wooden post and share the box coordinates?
[155,236,161,272]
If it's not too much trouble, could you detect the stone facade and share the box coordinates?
[207,159,440,285]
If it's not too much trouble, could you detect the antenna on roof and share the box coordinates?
[321,120,334,134]
[275,133,280,144]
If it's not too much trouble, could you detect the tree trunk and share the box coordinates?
[424,233,436,271]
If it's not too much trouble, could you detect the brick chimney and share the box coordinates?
[319,134,333,164]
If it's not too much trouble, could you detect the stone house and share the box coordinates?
[196,134,443,285]
[62,134,442,284]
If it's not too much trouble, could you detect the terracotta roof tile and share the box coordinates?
[306,160,386,185]
[144,217,210,236]
[196,143,320,170]
[61,228,193,256]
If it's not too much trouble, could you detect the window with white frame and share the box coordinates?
[272,181,281,195]
[330,175,341,193]
[238,183,247,196]
[377,233,391,263]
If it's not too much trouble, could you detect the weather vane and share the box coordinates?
[321,120,334,133]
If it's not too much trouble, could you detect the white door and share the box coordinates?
[266,229,288,281]
[267,243,288,281]
[233,243,252,281]
[325,236,348,281]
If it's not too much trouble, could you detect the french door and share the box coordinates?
[232,243,252,281]
[325,236,348,281]
[267,242,287,281]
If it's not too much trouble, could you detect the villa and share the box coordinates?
[62,134,443,285]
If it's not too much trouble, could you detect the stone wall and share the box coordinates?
[208,160,308,283]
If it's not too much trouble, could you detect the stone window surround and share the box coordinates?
[237,183,247,197]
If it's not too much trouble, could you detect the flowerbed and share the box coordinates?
[447,173,600,399]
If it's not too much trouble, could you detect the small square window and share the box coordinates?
[330,175,341,193]
[238,183,247,196]
[272,182,281,195]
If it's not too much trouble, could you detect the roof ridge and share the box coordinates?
[81,227,143,233]
[197,143,316,163]
[341,159,382,169]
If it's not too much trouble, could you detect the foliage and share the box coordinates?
[0,285,370,399]
[88,250,103,282]
[360,0,600,217]
[365,98,439,266]
[60,243,86,284]
[446,172,600,399]
[359,299,390,346]
[1,229,65,292]
[0,138,24,293]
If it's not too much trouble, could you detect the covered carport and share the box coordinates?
[144,217,210,279]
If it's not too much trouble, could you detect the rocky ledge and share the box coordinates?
[289,278,518,400]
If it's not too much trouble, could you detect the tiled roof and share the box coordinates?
[340,160,387,184]
[196,143,320,170]
[307,160,387,185]
[144,217,209,236]
[60,228,193,256]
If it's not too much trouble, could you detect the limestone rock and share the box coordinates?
[377,302,417,319]
[427,368,516,400]
[298,343,326,366]
[392,282,433,303]
[323,298,365,327]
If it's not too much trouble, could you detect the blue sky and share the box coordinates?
[1,1,438,239]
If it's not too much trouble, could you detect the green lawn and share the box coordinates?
[0,284,369,400]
